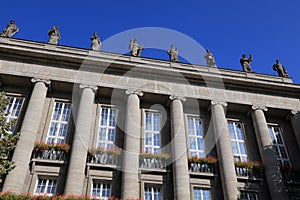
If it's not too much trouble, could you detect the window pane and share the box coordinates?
[47,102,71,144]
[98,107,118,150]
[188,116,204,157]
[268,125,291,166]
[144,111,161,153]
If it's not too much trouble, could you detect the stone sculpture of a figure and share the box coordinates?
[204,49,216,67]
[168,44,179,62]
[48,26,61,45]
[129,38,144,57]
[90,32,101,51]
[273,60,288,77]
[240,54,253,72]
[0,20,19,38]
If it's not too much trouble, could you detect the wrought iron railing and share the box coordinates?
[139,158,167,169]
[87,153,119,165]
[32,149,66,161]
[188,162,215,173]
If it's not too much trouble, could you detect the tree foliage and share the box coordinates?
[0,92,20,184]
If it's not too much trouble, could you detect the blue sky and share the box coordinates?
[1,0,300,83]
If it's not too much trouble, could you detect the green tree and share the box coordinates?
[0,92,20,186]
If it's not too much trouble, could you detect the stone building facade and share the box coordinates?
[0,37,299,200]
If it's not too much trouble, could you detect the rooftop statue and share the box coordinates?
[204,49,216,67]
[48,26,61,45]
[168,44,179,62]
[129,38,144,57]
[90,32,101,51]
[240,53,253,72]
[0,20,19,38]
[273,60,288,77]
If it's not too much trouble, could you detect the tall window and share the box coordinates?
[98,106,118,150]
[144,111,161,153]
[5,96,24,132]
[46,102,71,144]
[35,178,57,196]
[240,191,258,200]
[193,188,211,200]
[91,181,111,199]
[144,185,162,200]
[268,125,291,166]
[187,116,205,157]
[228,121,248,162]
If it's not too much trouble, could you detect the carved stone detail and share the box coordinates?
[31,78,51,85]
[125,89,143,97]
[169,95,186,102]
[211,100,227,107]
[79,84,98,92]
[252,105,268,112]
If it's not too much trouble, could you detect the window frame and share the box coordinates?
[142,109,162,153]
[46,101,72,144]
[143,183,163,200]
[5,95,24,133]
[34,177,57,196]
[96,105,119,150]
[191,186,212,200]
[90,180,112,199]
[185,114,205,158]
[228,119,248,162]
[239,190,259,200]
[268,123,291,167]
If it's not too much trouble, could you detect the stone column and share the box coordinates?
[251,105,287,200]
[290,110,300,149]
[170,95,190,200]
[3,78,50,193]
[122,90,143,199]
[211,101,238,200]
[64,84,97,195]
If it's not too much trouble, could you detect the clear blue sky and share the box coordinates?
[1,0,299,83]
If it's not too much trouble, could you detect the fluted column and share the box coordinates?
[122,90,143,199]
[170,95,190,200]
[290,110,300,149]
[3,78,50,193]
[251,105,287,200]
[65,84,97,195]
[211,101,238,200]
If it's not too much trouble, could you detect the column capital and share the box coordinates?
[125,89,143,97]
[31,78,51,85]
[291,110,300,115]
[169,95,186,102]
[252,105,268,112]
[211,100,227,107]
[79,84,98,92]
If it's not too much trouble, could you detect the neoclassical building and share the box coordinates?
[0,36,299,200]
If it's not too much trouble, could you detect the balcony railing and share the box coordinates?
[87,153,119,166]
[235,166,262,178]
[188,162,215,173]
[32,149,66,161]
[234,161,263,179]
[139,158,167,169]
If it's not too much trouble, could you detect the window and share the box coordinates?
[5,96,24,132]
[228,121,248,162]
[144,185,162,200]
[98,106,118,150]
[46,102,71,144]
[193,188,211,200]
[187,116,205,157]
[240,191,258,200]
[91,181,111,199]
[268,125,291,166]
[144,111,161,153]
[35,178,57,196]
